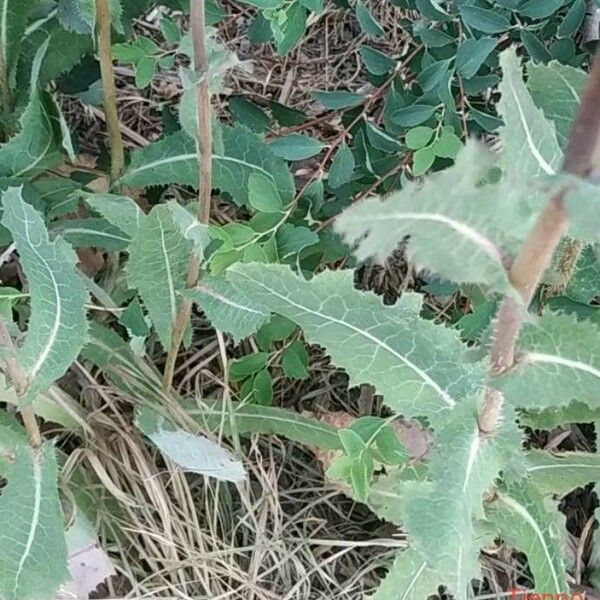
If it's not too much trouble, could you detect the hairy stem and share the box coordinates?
[162,0,212,393]
[0,46,11,141]
[479,52,600,435]
[546,238,584,298]
[96,0,125,185]
[0,320,41,448]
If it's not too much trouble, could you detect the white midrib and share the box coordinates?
[126,154,275,183]
[498,494,562,593]
[240,274,456,407]
[13,102,54,179]
[23,210,61,381]
[462,429,481,494]
[525,352,600,380]
[196,284,265,315]
[58,227,130,243]
[157,214,177,323]
[528,462,600,473]
[401,561,427,600]
[356,213,504,268]
[0,0,7,76]
[14,451,42,596]
[506,75,556,176]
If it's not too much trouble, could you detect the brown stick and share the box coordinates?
[162,0,212,393]
[96,0,125,184]
[0,320,42,448]
[479,52,600,435]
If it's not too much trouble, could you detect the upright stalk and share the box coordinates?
[479,52,600,435]
[0,320,41,448]
[162,0,212,393]
[96,0,125,184]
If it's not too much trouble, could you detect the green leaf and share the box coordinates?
[412,146,435,176]
[455,37,497,80]
[127,204,191,351]
[355,1,385,38]
[405,126,434,150]
[392,104,437,127]
[328,142,355,189]
[498,48,562,178]
[418,58,453,92]
[188,276,270,343]
[1,188,88,402]
[136,407,246,482]
[0,442,69,600]
[336,142,516,290]
[525,450,600,496]
[248,172,284,213]
[121,126,295,206]
[565,244,600,304]
[496,312,600,411]
[54,218,131,251]
[520,29,552,63]
[229,96,271,133]
[276,224,319,260]
[519,400,600,430]
[270,101,307,126]
[485,481,569,594]
[229,352,269,381]
[57,0,123,33]
[134,56,157,88]
[518,0,568,19]
[339,428,367,457]
[227,264,484,425]
[469,106,503,132]
[188,399,342,450]
[364,122,401,153]
[252,369,273,405]
[281,339,309,379]
[269,133,324,160]
[271,2,307,54]
[312,90,364,109]
[360,45,395,75]
[432,131,462,159]
[0,40,61,179]
[527,61,586,150]
[369,548,439,600]
[458,5,511,33]
[557,0,585,38]
[456,300,497,342]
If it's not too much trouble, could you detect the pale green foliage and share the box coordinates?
[0,40,61,179]
[120,125,295,206]
[227,263,484,425]
[127,204,191,351]
[1,188,88,402]
[57,0,123,34]
[336,143,522,290]
[0,442,68,600]
[485,481,568,593]
[496,312,600,410]
[525,450,600,496]
[527,61,586,150]
[497,49,562,178]
[167,201,210,259]
[369,548,438,600]
[136,407,246,482]
[187,276,270,343]
[398,402,521,597]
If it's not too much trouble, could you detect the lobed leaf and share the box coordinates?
[485,481,569,594]
[496,312,600,411]
[83,192,145,237]
[187,275,270,343]
[1,188,88,402]
[227,263,484,425]
[335,142,523,290]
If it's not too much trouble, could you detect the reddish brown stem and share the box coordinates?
[162,0,212,393]
[479,52,600,435]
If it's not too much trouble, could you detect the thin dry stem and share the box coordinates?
[96,0,125,184]
[479,52,600,435]
[162,0,212,393]
[0,319,41,448]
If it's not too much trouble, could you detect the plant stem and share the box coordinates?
[0,320,41,448]
[0,46,11,141]
[96,0,125,185]
[162,0,212,393]
[479,52,600,436]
